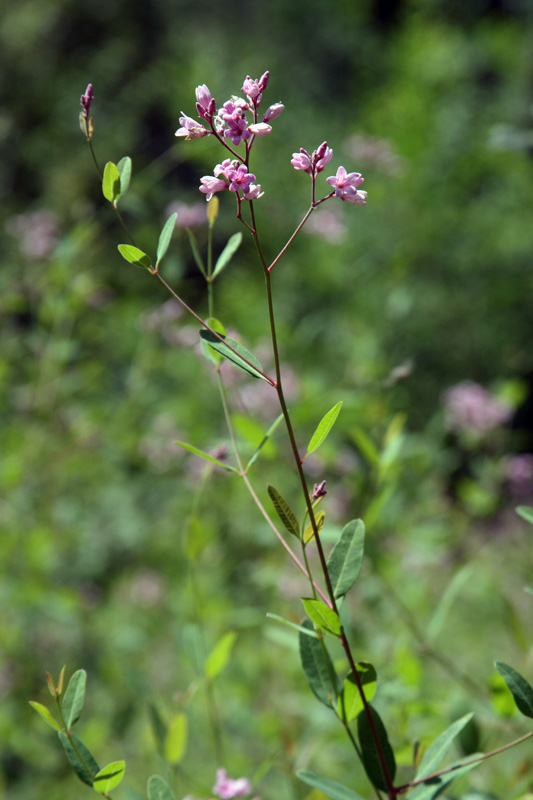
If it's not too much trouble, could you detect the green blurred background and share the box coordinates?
[2,0,533,798]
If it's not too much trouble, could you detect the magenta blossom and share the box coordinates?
[228,164,256,193]
[195,84,216,120]
[213,768,251,800]
[214,158,239,180]
[175,113,208,140]
[326,166,367,204]
[223,112,252,146]
[248,122,272,136]
[312,480,328,500]
[199,175,227,201]
[291,142,333,177]
[80,84,94,118]
[263,102,284,123]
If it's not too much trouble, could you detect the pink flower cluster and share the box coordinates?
[213,768,253,800]
[442,381,512,434]
[291,143,367,204]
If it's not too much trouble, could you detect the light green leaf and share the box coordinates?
[296,770,366,800]
[156,213,178,267]
[326,519,365,599]
[495,662,533,718]
[357,705,396,792]
[200,318,226,365]
[102,161,121,205]
[58,731,100,787]
[303,509,325,544]
[307,401,342,455]
[147,775,177,800]
[299,619,337,707]
[246,414,283,470]
[302,598,342,637]
[414,713,475,781]
[267,485,300,538]
[186,228,206,277]
[266,613,319,638]
[351,426,379,466]
[164,713,187,765]
[212,232,242,278]
[174,441,238,473]
[408,754,484,800]
[337,663,377,722]
[93,760,126,794]
[117,244,152,270]
[116,156,132,199]
[62,669,86,730]
[205,631,237,680]
[29,701,62,732]
[427,565,474,641]
[517,506,533,525]
[199,331,270,382]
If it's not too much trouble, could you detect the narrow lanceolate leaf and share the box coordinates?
[205,631,237,680]
[199,331,270,382]
[307,401,343,456]
[186,228,206,276]
[337,663,377,722]
[495,662,533,718]
[156,213,178,267]
[303,509,325,544]
[267,485,300,538]
[246,413,284,470]
[200,317,226,366]
[413,713,475,781]
[297,770,367,800]
[93,760,126,794]
[116,156,132,199]
[357,705,396,792]
[517,505,533,525]
[212,232,242,278]
[147,775,177,800]
[62,669,87,730]
[408,754,484,800]
[299,619,337,707]
[102,161,121,205]
[148,704,167,755]
[266,613,319,638]
[117,244,152,270]
[29,701,62,732]
[164,713,188,765]
[58,732,100,787]
[174,441,238,473]
[327,520,365,599]
[302,599,342,637]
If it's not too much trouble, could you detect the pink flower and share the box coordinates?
[223,112,251,146]
[199,176,228,201]
[214,158,239,180]
[242,184,264,200]
[291,142,333,177]
[175,113,208,140]
[213,768,251,800]
[315,141,333,172]
[80,84,94,118]
[291,148,312,173]
[442,381,512,434]
[326,166,365,198]
[242,75,262,100]
[228,165,256,193]
[195,84,216,119]
[248,122,272,136]
[262,103,284,123]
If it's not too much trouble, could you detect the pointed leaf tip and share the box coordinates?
[307,401,342,455]
[117,244,153,270]
[156,213,178,267]
[495,662,533,718]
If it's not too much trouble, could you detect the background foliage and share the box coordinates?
[1,1,532,798]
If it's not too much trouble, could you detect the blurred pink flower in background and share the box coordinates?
[6,210,58,259]
[165,200,207,228]
[505,453,533,497]
[213,768,252,800]
[442,381,512,434]
[343,134,405,176]
[305,207,346,243]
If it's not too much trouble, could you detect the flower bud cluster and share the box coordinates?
[292,143,367,205]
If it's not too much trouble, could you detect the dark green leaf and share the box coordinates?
[299,619,337,707]
[212,232,242,278]
[147,775,176,800]
[337,663,377,722]
[408,754,484,800]
[102,161,120,205]
[200,318,226,365]
[327,520,365,599]
[174,441,238,473]
[495,662,533,718]
[58,732,100,787]
[117,244,152,270]
[156,213,178,267]
[267,485,300,538]
[266,613,319,638]
[414,713,475,780]
[357,705,396,792]
[93,760,126,794]
[62,669,86,730]
[302,598,342,637]
[517,505,533,525]
[307,401,342,455]
[199,331,270,382]
[296,770,366,800]
[246,413,284,470]
[116,156,132,199]
[29,701,62,732]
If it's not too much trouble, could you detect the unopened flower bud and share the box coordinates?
[262,103,284,123]
[248,122,272,136]
[258,71,269,91]
[312,480,328,500]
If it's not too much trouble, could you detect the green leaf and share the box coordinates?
[186,228,206,277]
[199,331,270,382]
[164,713,187,765]
[351,426,379,466]
[307,401,342,455]
[29,701,62,732]
[102,161,121,205]
[302,598,342,637]
[200,318,226,365]
[357,705,396,792]
[245,413,284,470]
[408,754,484,800]
[58,731,100,787]
[174,441,238,473]
[299,619,337,707]
[414,713,475,781]
[62,669,86,730]
[156,213,178,267]
[205,631,237,680]
[266,613,319,638]
[147,775,177,800]
[517,505,533,525]
[303,509,325,544]
[267,485,300,538]
[427,565,474,642]
[212,232,242,278]
[148,703,167,755]
[337,663,377,722]
[327,519,365,599]
[117,244,152,270]
[296,770,366,800]
[116,156,132,199]
[93,760,126,794]
[495,662,533,718]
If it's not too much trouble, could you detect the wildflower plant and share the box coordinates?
[30,75,533,800]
